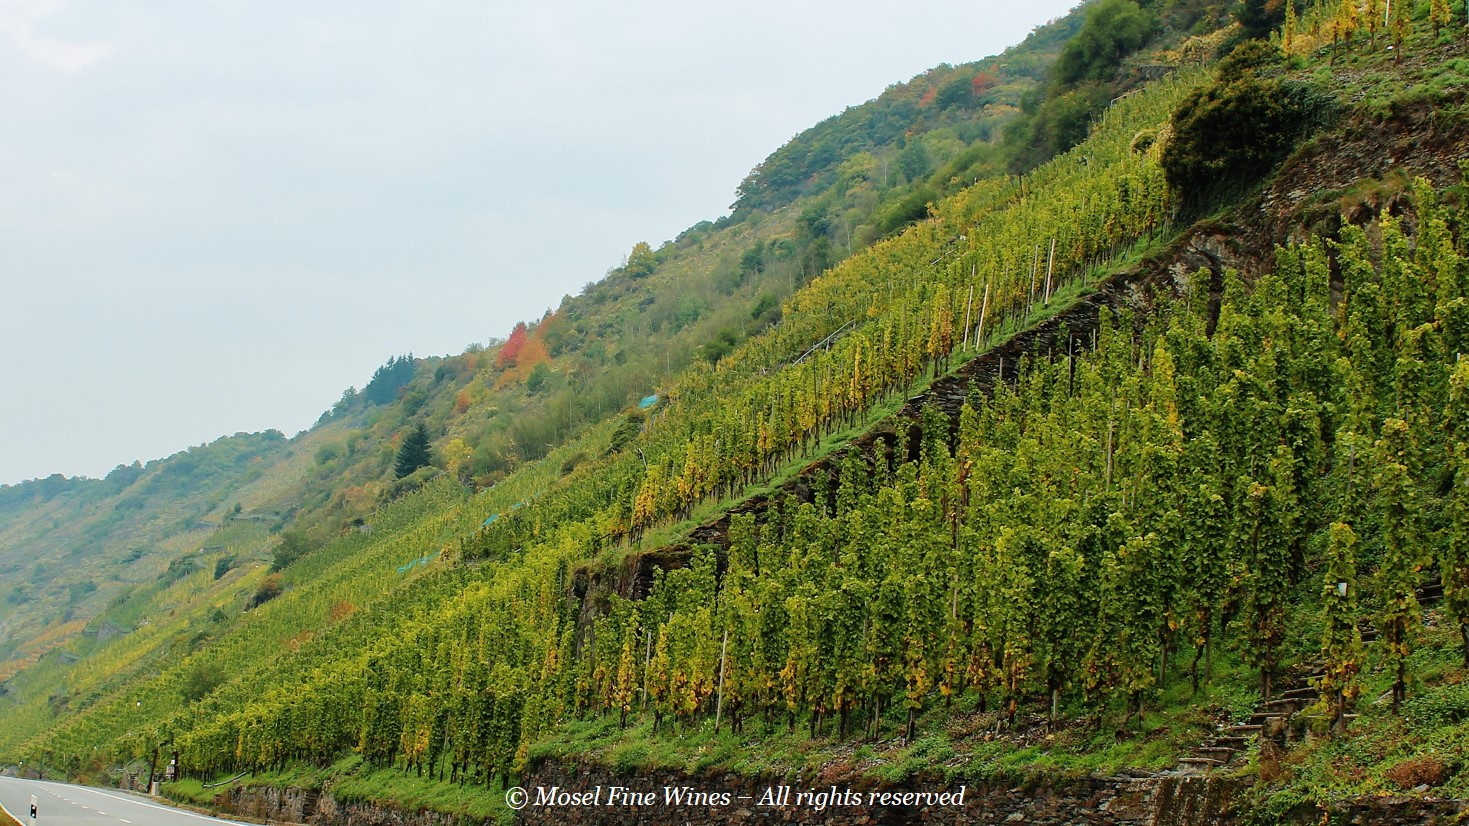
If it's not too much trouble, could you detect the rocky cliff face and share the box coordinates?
[200,785,478,826]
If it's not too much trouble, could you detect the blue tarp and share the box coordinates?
[638,394,659,409]
[396,550,439,574]
[480,502,526,529]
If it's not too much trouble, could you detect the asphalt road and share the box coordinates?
[0,776,255,826]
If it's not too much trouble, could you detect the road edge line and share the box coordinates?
[81,786,261,825]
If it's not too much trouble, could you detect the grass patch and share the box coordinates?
[163,755,515,826]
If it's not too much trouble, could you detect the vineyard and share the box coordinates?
[1,54,1206,782]
[155,177,1469,793]
[4,2,1469,823]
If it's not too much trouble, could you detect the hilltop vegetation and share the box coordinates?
[3,1,1469,824]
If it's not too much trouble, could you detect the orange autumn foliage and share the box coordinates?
[497,322,529,369]
[494,334,551,389]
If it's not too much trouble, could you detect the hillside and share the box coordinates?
[0,0,1113,717]
[4,2,1469,825]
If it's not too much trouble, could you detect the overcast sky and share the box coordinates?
[0,0,1077,485]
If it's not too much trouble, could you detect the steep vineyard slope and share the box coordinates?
[1,41,1203,795]
[0,3,1113,705]
[5,3,1469,825]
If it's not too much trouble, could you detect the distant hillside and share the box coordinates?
[731,14,1081,215]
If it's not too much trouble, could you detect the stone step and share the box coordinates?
[1280,687,1318,701]
[1208,736,1250,748]
[1264,697,1308,709]
[1262,700,1309,715]
[1193,747,1238,762]
[1247,712,1285,725]
[1179,757,1226,768]
[1227,724,1263,736]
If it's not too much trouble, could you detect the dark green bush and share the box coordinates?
[1161,42,1327,213]
[270,530,311,572]
[248,573,283,609]
[1054,0,1157,86]
[605,412,645,457]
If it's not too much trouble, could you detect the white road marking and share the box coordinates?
[72,785,255,823]
[0,778,251,824]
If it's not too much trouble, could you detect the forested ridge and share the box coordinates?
[4,0,1469,822]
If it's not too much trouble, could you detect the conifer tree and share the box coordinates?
[394,423,433,479]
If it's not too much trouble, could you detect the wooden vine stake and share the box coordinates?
[714,627,730,733]
[1044,237,1057,306]
[962,278,975,351]
[975,282,991,350]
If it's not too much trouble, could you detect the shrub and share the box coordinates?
[1384,756,1448,789]
[249,573,284,608]
[163,556,200,585]
[1054,0,1158,86]
[1161,43,1327,213]
[385,465,437,501]
[270,530,310,572]
[1236,0,1287,41]
[605,412,645,457]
